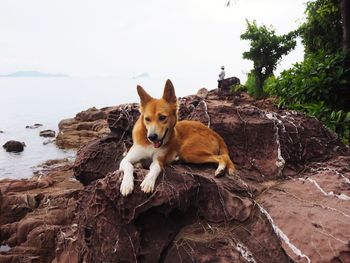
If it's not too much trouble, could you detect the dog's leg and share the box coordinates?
[140,158,162,193]
[119,145,146,196]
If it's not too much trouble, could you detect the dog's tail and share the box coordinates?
[217,136,236,176]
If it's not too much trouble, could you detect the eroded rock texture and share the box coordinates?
[56,106,114,149]
[1,89,349,263]
[0,161,82,263]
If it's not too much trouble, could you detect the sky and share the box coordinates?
[0,0,307,82]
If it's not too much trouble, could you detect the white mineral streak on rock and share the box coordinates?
[305,178,350,201]
[340,174,350,184]
[199,100,210,128]
[235,242,257,263]
[257,203,311,263]
[309,167,350,185]
[265,113,286,173]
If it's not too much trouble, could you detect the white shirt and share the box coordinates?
[218,69,225,81]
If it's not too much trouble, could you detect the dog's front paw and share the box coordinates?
[140,175,156,193]
[120,176,134,196]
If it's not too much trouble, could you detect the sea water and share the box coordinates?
[0,76,211,179]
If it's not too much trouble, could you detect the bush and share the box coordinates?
[291,102,350,144]
[244,72,275,98]
[266,50,350,143]
[245,72,257,97]
[266,51,350,110]
[230,83,247,93]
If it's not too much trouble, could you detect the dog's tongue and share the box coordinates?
[153,140,162,148]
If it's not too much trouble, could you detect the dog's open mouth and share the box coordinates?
[152,129,168,148]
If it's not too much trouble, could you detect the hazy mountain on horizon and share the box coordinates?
[132,72,150,79]
[0,71,69,77]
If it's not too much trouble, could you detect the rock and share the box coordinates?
[196,87,209,98]
[258,155,350,263]
[76,168,267,263]
[76,107,107,122]
[56,107,115,149]
[43,139,55,145]
[0,159,83,262]
[25,123,43,129]
[0,130,4,133]
[39,129,56,138]
[2,140,25,153]
[219,76,240,92]
[73,103,139,185]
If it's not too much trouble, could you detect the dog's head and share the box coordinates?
[137,79,178,148]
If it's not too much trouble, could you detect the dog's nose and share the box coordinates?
[147,133,158,142]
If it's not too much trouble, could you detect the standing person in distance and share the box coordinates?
[218,65,225,88]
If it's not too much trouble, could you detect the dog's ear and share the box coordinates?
[137,85,152,106]
[162,79,177,104]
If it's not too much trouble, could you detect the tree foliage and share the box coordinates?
[299,0,342,55]
[240,20,296,98]
[266,51,350,142]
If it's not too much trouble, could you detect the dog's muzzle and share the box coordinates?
[148,128,168,148]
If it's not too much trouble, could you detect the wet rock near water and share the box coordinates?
[56,106,115,149]
[43,138,55,145]
[25,123,43,129]
[1,89,350,262]
[39,129,56,138]
[2,140,26,153]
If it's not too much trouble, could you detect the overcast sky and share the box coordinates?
[0,0,307,81]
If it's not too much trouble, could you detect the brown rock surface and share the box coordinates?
[55,106,114,149]
[1,89,349,263]
[0,159,83,263]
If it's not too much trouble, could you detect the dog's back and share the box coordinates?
[175,120,235,177]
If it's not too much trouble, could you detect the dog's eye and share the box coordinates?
[145,117,151,122]
[158,115,167,121]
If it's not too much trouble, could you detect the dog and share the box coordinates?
[119,79,235,196]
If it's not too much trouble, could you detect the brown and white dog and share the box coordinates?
[119,79,235,196]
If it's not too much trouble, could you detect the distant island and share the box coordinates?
[0,71,69,78]
[132,73,150,79]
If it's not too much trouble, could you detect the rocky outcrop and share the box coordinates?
[2,140,25,153]
[1,89,349,262]
[0,159,82,263]
[55,107,114,149]
[72,89,349,262]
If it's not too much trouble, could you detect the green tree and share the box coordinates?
[240,20,296,98]
[299,0,342,55]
